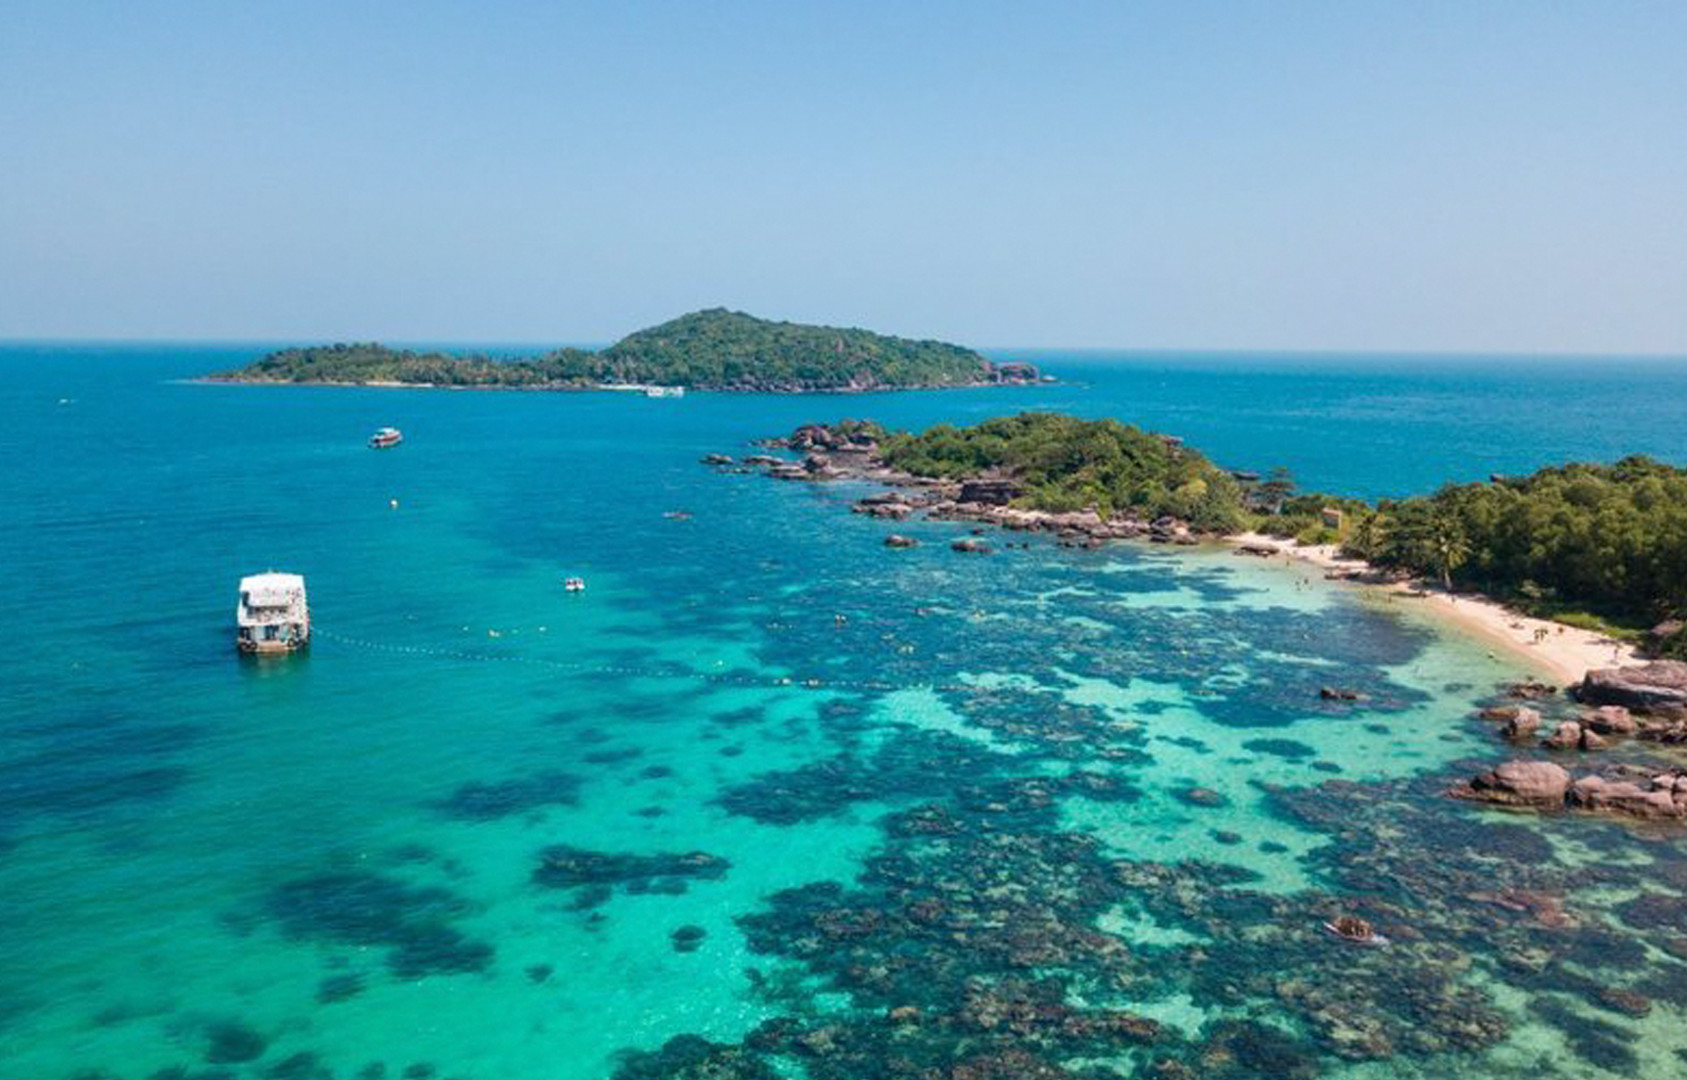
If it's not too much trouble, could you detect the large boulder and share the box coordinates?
[1568,774,1687,819]
[1581,705,1638,735]
[1578,661,1687,711]
[1505,680,1559,700]
[1149,516,1190,541]
[957,479,1022,506]
[857,501,912,519]
[1646,619,1684,652]
[1503,709,1543,740]
[1451,760,1571,809]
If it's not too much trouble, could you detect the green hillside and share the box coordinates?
[215,309,1031,391]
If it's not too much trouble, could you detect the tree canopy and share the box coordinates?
[1363,457,1687,626]
[216,309,1014,391]
[879,412,1248,533]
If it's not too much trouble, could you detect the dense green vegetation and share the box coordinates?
[225,342,598,387]
[218,309,1008,391]
[584,309,994,389]
[1337,458,1687,635]
[1231,459,1687,638]
[880,412,1248,532]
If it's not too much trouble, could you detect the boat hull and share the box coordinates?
[239,636,309,655]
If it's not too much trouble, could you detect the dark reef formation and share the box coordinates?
[429,770,582,821]
[263,869,493,979]
[531,845,731,911]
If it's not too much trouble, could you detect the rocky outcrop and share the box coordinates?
[853,492,914,519]
[784,423,881,454]
[1541,721,1604,752]
[1454,761,1687,820]
[958,479,1022,506]
[802,454,841,479]
[986,361,1042,384]
[884,535,919,548]
[951,538,991,554]
[857,502,912,519]
[1568,773,1687,819]
[1581,705,1638,735]
[1149,516,1192,544]
[1500,708,1542,740]
[1504,680,1558,700]
[1451,760,1571,809]
[1577,661,1687,710]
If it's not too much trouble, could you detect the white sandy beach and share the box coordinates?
[1229,532,1639,686]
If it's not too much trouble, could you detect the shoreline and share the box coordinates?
[1226,532,1637,685]
[725,431,1642,688]
[188,376,1051,395]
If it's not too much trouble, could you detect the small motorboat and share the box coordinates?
[369,427,403,449]
[563,577,587,593]
[1324,915,1389,947]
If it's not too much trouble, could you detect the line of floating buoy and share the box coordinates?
[308,625,993,695]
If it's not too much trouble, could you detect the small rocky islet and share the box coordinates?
[713,418,1216,546]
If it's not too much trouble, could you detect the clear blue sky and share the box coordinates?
[2,1,1684,352]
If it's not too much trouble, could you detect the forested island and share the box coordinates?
[210,309,1041,393]
[878,413,1247,533]
[727,412,1687,655]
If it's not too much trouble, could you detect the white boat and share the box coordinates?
[644,385,685,398]
[369,427,403,448]
[563,577,587,592]
[237,572,310,653]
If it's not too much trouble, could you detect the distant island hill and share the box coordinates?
[208,309,1044,393]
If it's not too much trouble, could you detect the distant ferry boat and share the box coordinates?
[237,572,310,653]
[644,385,684,398]
[368,427,403,449]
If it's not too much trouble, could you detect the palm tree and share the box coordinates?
[1424,509,1472,592]
[1346,511,1387,561]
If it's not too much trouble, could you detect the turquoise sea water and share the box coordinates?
[3,345,1687,1080]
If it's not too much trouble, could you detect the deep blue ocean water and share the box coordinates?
[3,344,1687,1080]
